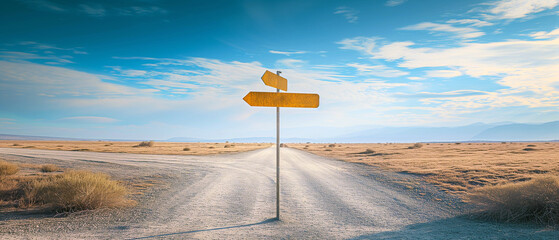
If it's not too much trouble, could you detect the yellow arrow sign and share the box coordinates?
[261,70,287,91]
[243,92,319,108]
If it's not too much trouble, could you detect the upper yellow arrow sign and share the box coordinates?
[243,92,319,108]
[261,70,287,91]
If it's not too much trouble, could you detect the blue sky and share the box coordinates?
[0,0,558,140]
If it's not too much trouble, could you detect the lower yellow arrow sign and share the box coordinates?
[243,92,319,108]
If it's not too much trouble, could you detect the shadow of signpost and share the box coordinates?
[129,218,278,239]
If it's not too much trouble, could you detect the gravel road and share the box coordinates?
[1,147,557,239]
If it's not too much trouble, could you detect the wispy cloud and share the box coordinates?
[276,59,306,68]
[446,19,493,27]
[334,6,359,23]
[337,37,380,55]
[18,41,87,54]
[17,0,167,17]
[400,22,485,39]
[426,70,463,78]
[385,0,407,7]
[529,27,559,39]
[78,4,106,17]
[61,116,118,123]
[115,6,167,16]
[347,63,409,78]
[269,50,307,56]
[484,0,559,20]
[337,35,559,109]
[395,90,489,98]
[0,51,74,64]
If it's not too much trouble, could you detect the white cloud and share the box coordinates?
[61,116,118,123]
[337,35,559,109]
[446,19,493,27]
[385,0,407,7]
[347,63,409,77]
[334,6,358,23]
[529,28,559,39]
[485,0,559,19]
[426,70,463,78]
[407,76,425,81]
[269,50,307,56]
[400,22,485,39]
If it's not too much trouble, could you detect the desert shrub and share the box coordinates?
[325,149,332,151]
[523,148,537,151]
[469,176,559,225]
[364,148,376,154]
[408,143,423,149]
[0,160,19,176]
[183,147,190,151]
[280,143,287,147]
[41,164,59,173]
[328,144,336,148]
[455,142,461,145]
[224,145,231,148]
[526,144,536,147]
[209,146,215,149]
[12,143,21,146]
[137,141,154,147]
[24,171,131,212]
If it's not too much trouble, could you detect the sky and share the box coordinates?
[0,0,558,140]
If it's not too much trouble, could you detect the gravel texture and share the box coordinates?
[0,147,557,239]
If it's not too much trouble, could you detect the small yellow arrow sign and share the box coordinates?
[261,70,287,91]
[243,92,319,108]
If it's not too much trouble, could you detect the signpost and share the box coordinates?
[243,70,319,220]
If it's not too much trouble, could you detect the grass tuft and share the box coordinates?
[24,170,133,212]
[0,160,19,176]
[183,147,190,151]
[40,164,60,173]
[407,143,423,149]
[469,176,559,225]
[137,141,154,147]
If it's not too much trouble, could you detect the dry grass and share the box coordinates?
[0,160,19,176]
[0,159,136,213]
[469,176,559,225]
[136,140,154,147]
[290,142,559,195]
[40,164,59,173]
[0,141,272,156]
[24,170,133,212]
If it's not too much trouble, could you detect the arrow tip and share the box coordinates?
[243,92,251,105]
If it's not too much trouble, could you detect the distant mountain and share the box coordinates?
[2,121,557,143]
[473,121,559,141]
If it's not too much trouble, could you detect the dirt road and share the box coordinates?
[1,147,556,239]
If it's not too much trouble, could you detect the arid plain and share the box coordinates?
[289,142,559,196]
